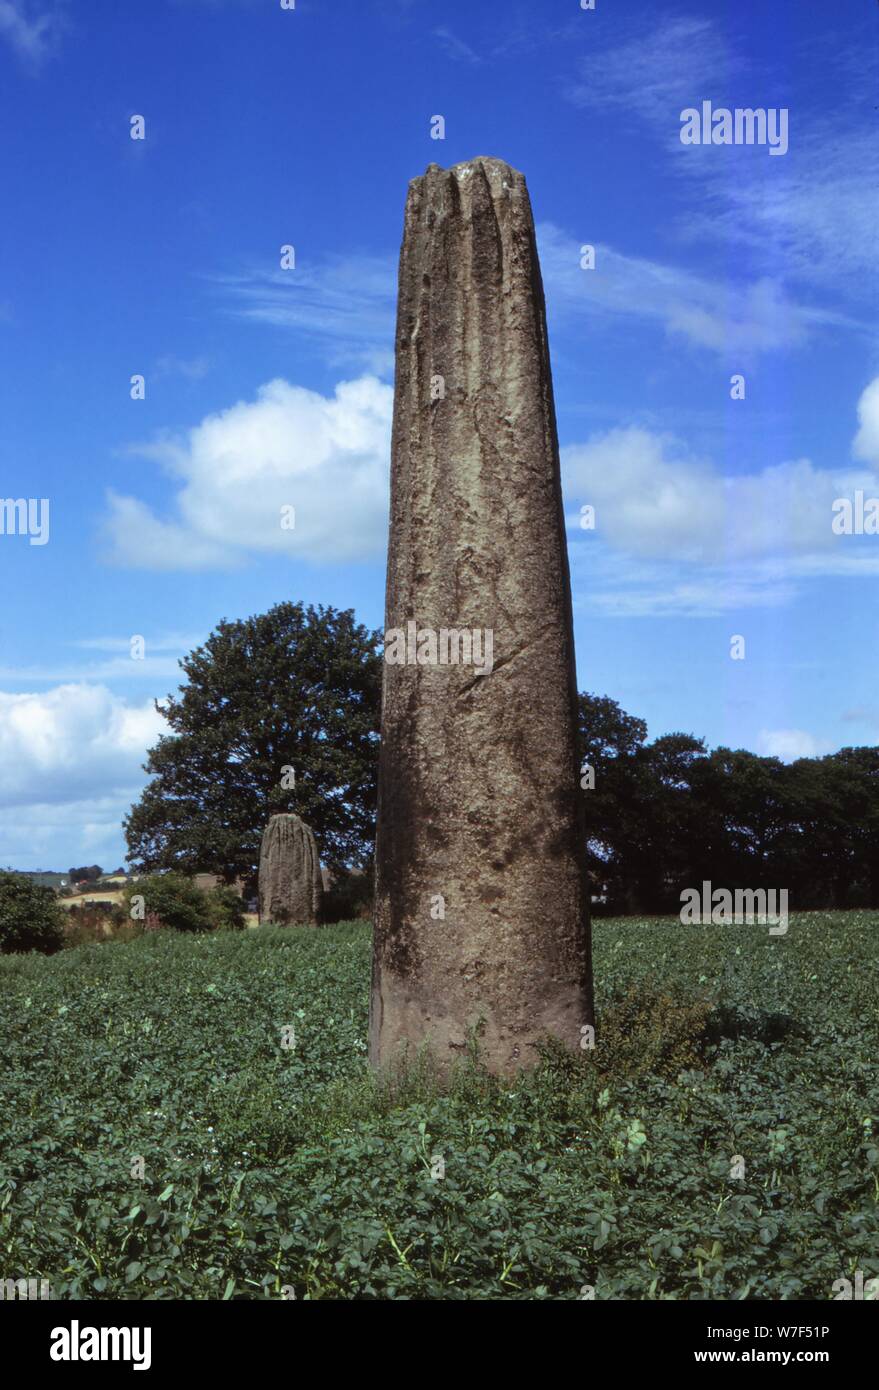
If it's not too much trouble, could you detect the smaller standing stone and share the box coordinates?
[258,813,323,925]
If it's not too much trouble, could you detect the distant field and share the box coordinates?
[9,871,70,891]
[59,891,125,909]
[1,913,877,1300]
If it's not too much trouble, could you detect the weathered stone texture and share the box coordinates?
[369,157,593,1074]
[258,813,323,926]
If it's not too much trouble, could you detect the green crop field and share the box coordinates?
[6,871,69,892]
[1,914,877,1300]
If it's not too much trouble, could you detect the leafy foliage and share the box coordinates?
[61,905,136,949]
[121,874,243,934]
[0,871,65,954]
[1,912,877,1299]
[68,866,103,884]
[124,602,381,887]
[578,692,879,912]
[322,867,373,924]
[204,884,247,933]
[586,983,712,1082]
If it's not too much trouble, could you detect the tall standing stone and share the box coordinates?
[370,157,593,1074]
[258,813,323,926]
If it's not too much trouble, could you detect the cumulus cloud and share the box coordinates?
[563,433,872,565]
[103,375,393,570]
[852,377,879,467]
[0,797,135,870]
[0,684,165,808]
[563,376,879,614]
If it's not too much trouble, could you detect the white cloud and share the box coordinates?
[0,684,165,808]
[563,432,873,565]
[0,0,57,65]
[72,633,200,654]
[0,633,201,684]
[103,495,233,572]
[564,427,720,561]
[215,254,397,374]
[536,224,861,356]
[0,655,189,682]
[217,225,857,376]
[433,26,480,64]
[563,14,879,298]
[569,548,797,619]
[675,126,879,293]
[103,375,394,570]
[853,377,879,467]
[0,798,133,871]
[565,16,735,127]
[757,729,827,761]
[563,376,879,615]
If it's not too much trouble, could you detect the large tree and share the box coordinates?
[577,692,648,909]
[578,694,708,911]
[124,603,381,887]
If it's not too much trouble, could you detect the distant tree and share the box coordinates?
[835,747,879,902]
[0,872,65,953]
[630,732,709,910]
[578,691,648,766]
[804,748,879,906]
[577,702,879,912]
[577,693,649,909]
[698,749,790,889]
[124,603,381,890]
[68,865,103,883]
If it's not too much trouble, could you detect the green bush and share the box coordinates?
[0,871,65,954]
[122,873,214,933]
[121,874,246,934]
[596,983,713,1080]
[204,883,246,932]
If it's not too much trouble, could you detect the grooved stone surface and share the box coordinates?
[369,157,593,1074]
[258,813,323,926]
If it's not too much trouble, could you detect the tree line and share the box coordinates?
[578,694,878,913]
[124,603,878,911]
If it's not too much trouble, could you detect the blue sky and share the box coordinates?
[0,0,877,869]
